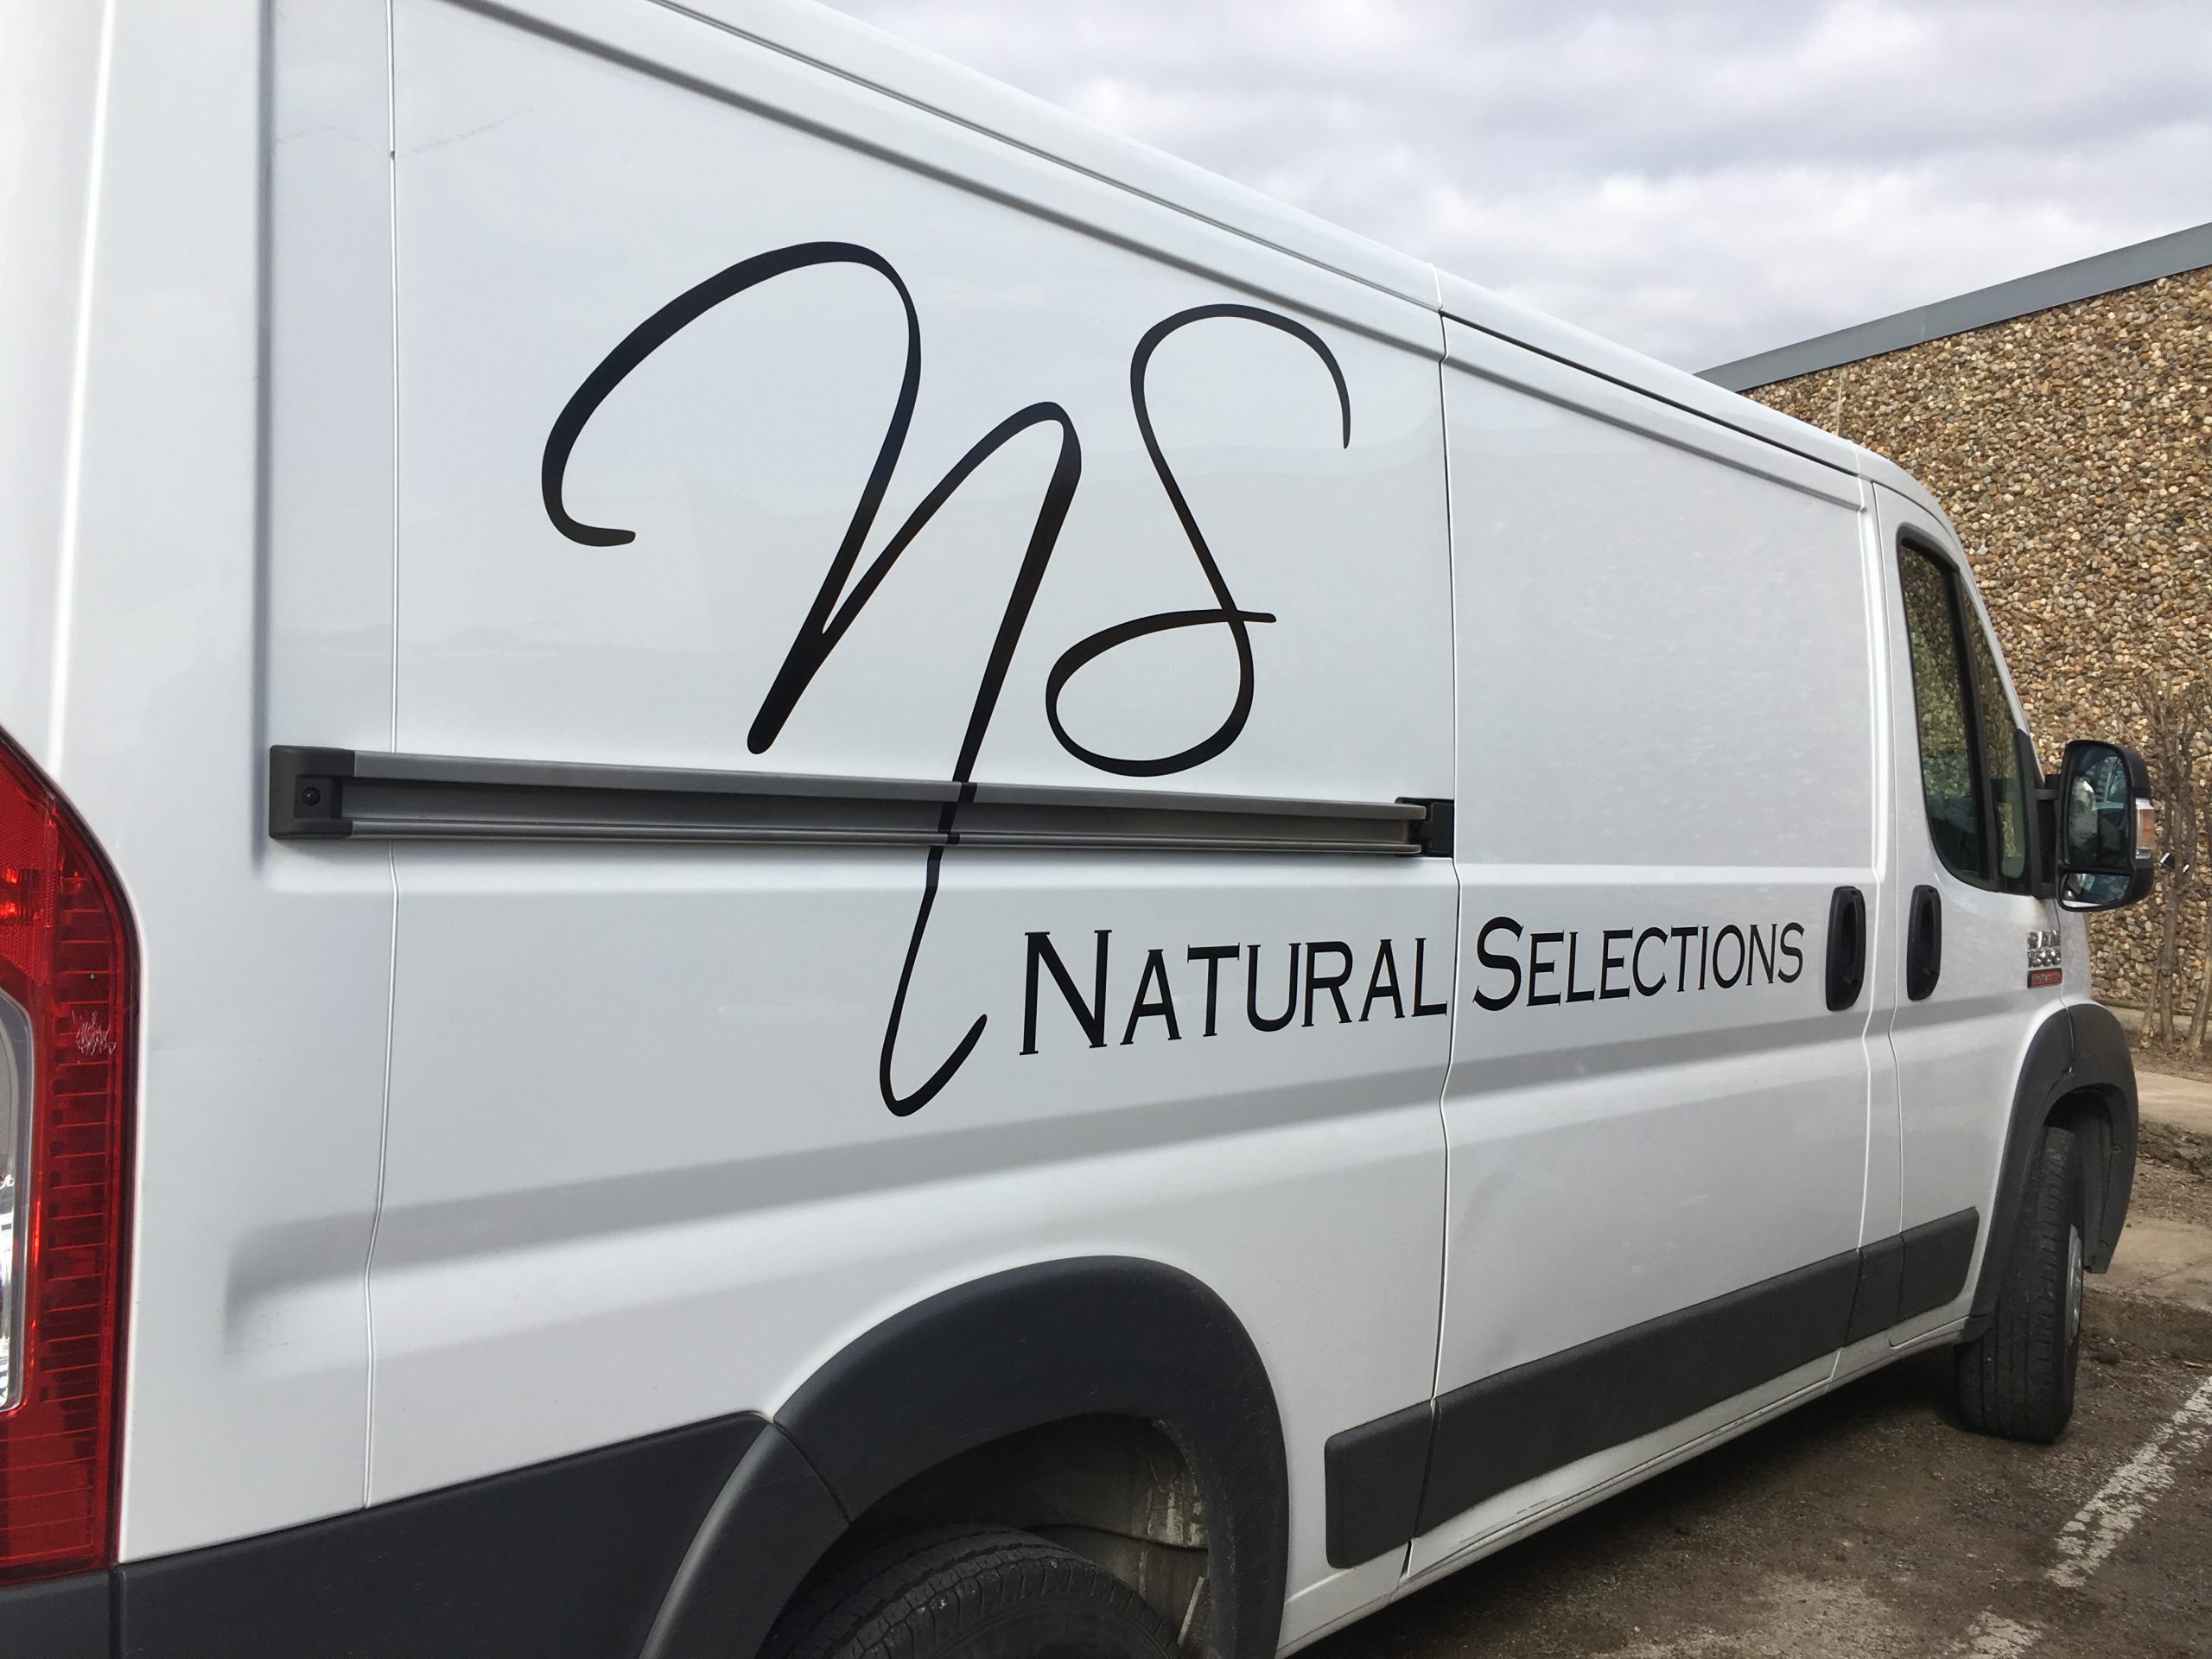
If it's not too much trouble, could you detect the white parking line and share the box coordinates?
[1954,1611,2042,1657]
[2047,1371,2212,1588]
[1950,1370,2212,1654]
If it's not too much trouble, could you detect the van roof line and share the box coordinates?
[711,0,1889,498]
[669,0,1439,308]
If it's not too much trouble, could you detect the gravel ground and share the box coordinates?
[2133,1158,2212,1229]
[1310,1338,2212,1659]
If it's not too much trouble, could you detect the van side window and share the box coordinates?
[1963,606,2030,885]
[1898,545,1987,880]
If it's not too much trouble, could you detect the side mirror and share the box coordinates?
[2056,739,2155,912]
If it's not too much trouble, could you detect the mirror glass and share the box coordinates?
[2063,870,2135,909]
[2064,744,2133,872]
[2060,741,2139,909]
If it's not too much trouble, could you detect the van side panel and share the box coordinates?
[347,1,1456,1642]
[1418,318,1879,1570]
[10,0,2093,1637]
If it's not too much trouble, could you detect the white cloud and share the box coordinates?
[820,0,2212,368]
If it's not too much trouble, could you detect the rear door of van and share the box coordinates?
[277,0,1455,1639]
[1415,317,1882,1570]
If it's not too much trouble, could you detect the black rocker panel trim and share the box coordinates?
[1897,1209,1981,1324]
[1416,1248,1861,1532]
[0,1570,108,1659]
[1324,1400,1433,1567]
[1327,1210,1993,1555]
[1845,1236,1906,1344]
[110,1414,761,1658]
[646,1257,1289,1659]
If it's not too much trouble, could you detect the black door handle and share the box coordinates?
[1906,884,1942,1001]
[1826,886,1866,1011]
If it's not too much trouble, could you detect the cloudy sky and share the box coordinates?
[820,0,2212,371]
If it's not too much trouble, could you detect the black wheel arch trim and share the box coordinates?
[1973,1001,2137,1325]
[638,1421,848,1659]
[641,1255,1289,1659]
[2059,1001,2137,1275]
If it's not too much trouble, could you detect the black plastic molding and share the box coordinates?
[269,746,1433,856]
[1328,1209,1982,1562]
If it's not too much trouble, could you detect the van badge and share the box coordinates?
[2027,929,2063,989]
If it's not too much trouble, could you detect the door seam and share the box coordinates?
[364,0,403,1509]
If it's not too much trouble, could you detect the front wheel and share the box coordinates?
[1955,1122,2085,1441]
[763,1526,1184,1659]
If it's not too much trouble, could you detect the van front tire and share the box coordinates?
[1955,1122,2085,1442]
[763,1526,1184,1659]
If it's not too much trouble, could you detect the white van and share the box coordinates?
[0,3,2156,1655]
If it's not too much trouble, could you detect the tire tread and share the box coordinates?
[766,1525,1179,1659]
[1956,1122,2082,1441]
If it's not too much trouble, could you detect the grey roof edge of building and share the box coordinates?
[1698,218,2212,391]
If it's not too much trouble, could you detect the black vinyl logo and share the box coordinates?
[1468,916,1806,1010]
[541,242,1350,1115]
[1020,931,1449,1052]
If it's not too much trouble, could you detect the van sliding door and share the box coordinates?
[337,0,1459,1642]
[1416,319,1880,1574]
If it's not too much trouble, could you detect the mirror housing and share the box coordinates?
[2056,739,2154,912]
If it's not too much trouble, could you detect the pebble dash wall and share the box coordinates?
[1742,265,2212,1008]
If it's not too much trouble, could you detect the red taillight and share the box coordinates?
[0,868,33,925]
[0,733,132,1584]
